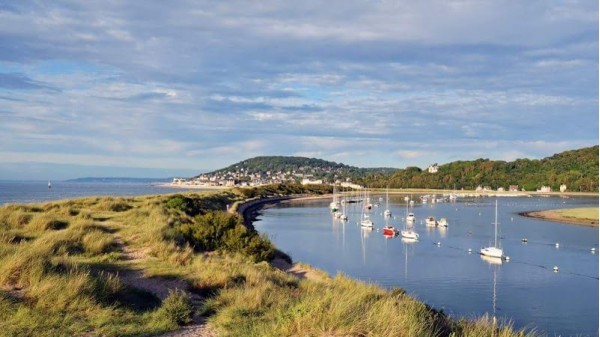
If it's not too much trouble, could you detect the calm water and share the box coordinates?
[255,195,599,337]
[0,180,200,205]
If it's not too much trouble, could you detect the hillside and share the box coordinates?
[370,145,599,192]
[195,146,598,192]
[199,156,396,183]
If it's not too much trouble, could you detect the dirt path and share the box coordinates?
[113,235,218,337]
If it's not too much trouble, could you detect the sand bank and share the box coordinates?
[520,207,599,227]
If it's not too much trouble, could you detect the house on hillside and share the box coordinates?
[537,186,552,193]
[509,185,519,192]
[301,178,323,185]
[560,184,567,192]
[427,163,439,173]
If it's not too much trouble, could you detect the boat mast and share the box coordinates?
[494,200,498,248]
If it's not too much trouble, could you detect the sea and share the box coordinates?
[0,180,200,205]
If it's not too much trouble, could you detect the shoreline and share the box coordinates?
[154,182,231,190]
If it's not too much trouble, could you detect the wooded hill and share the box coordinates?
[202,156,396,182]
[366,145,599,192]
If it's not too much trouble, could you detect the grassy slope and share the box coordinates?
[0,190,537,337]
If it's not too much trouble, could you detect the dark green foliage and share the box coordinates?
[177,211,275,262]
[235,183,332,199]
[366,146,599,192]
[165,193,235,216]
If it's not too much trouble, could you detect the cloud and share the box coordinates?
[0,1,597,178]
[0,72,55,90]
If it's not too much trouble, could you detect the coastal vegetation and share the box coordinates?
[199,146,599,192]
[0,187,539,336]
[371,145,599,192]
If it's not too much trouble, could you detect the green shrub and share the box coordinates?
[176,211,274,262]
[154,289,193,326]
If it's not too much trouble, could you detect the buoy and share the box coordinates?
[468,248,472,253]
[553,266,559,272]
[555,243,560,248]
[592,248,596,252]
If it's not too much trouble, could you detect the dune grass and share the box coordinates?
[0,188,539,337]
[555,207,598,221]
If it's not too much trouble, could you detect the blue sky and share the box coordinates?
[0,1,598,180]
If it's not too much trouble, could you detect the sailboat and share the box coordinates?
[401,199,419,240]
[329,186,340,212]
[360,189,374,228]
[339,192,348,221]
[405,196,415,223]
[384,187,392,217]
[48,180,52,189]
[480,200,505,259]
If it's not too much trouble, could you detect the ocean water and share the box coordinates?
[0,180,200,205]
[255,195,599,337]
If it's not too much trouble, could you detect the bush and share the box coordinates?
[154,290,193,326]
[177,211,274,262]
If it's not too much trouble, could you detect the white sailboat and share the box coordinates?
[329,186,340,212]
[384,187,392,217]
[339,193,348,221]
[480,200,505,259]
[401,197,419,240]
[405,196,415,223]
[360,190,374,228]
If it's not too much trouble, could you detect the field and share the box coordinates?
[0,186,539,337]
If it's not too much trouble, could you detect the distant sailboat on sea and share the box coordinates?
[48,180,52,189]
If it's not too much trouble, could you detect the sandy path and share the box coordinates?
[113,236,218,337]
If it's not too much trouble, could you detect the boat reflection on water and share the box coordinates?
[480,254,501,327]
[360,227,373,264]
[402,237,418,279]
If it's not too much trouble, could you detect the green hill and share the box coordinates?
[369,145,598,192]
[200,156,396,182]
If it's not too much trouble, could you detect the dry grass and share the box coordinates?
[556,207,598,220]
[0,188,540,337]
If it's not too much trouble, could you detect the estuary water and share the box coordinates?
[255,195,599,337]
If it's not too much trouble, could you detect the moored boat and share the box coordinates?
[480,200,505,260]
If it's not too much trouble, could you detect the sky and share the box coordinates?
[0,1,598,180]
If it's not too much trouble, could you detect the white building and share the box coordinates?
[427,163,439,173]
[537,186,552,193]
[301,178,323,185]
[560,184,567,192]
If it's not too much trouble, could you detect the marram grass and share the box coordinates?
[0,188,539,337]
